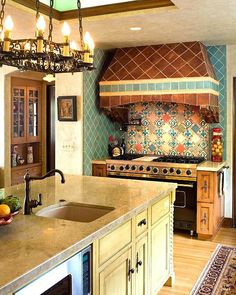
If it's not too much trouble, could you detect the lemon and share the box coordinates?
[0,204,11,218]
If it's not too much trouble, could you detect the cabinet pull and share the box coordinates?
[202,181,208,193]
[128,259,134,281]
[138,219,146,227]
[201,213,207,225]
[136,253,142,273]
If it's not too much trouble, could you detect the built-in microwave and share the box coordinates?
[14,245,91,295]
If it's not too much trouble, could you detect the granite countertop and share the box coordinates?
[91,159,107,164]
[0,175,176,295]
[197,161,228,172]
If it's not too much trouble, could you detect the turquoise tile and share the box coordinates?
[119,84,125,92]
[187,81,196,89]
[179,82,187,89]
[156,83,162,90]
[162,83,171,90]
[171,82,178,90]
[140,83,148,91]
[126,84,133,91]
[148,83,156,91]
[203,81,211,89]
[133,84,140,91]
[196,81,204,89]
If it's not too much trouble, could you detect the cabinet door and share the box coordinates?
[27,87,41,142]
[197,171,214,202]
[150,215,170,295]
[197,202,213,236]
[135,234,148,295]
[12,86,27,144]
[99,248,132,295]
[92,164,107,177]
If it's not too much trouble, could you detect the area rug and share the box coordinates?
[190,244,236,295]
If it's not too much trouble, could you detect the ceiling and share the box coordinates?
[40,0,136,11]
[5,0,236,49]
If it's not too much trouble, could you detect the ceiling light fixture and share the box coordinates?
[129,27,142,31]
[0,0,95,74]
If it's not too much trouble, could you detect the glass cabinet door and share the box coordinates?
[27,87,41,142]
[12,87,27,144]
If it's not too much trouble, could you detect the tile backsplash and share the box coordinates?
[127,102,209,158]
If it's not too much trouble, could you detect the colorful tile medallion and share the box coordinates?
[127,102,210,158]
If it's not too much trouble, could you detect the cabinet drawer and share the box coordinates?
[135,209,148,237]
[11,165,42,185]
[98,221,132,266]
[151,195,170,225]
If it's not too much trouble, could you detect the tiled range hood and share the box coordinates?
[99,42,219,123]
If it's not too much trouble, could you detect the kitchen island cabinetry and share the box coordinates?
[197,167,225,240]
[93,193,174,295]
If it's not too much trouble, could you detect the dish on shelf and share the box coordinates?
[0,210,20,226]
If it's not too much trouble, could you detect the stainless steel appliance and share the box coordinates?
[14,245,91,295]
[107,155,205,235]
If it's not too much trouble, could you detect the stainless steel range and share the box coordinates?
[106,155,205,235]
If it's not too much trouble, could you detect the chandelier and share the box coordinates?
[0,0,95,74]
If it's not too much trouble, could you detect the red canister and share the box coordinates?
[211,128,223,162]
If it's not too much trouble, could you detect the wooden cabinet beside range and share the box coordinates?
[93,193,175,295]
[92,161,107,177]
[197,169,224,240]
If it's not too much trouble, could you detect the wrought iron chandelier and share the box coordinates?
[0,0,95,74]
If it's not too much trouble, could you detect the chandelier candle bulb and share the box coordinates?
[3,16,13,52]
[62,22,71,57]
[36,15,46,53]
[83,32,94,63]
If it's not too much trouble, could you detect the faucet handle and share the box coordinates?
[38,193,42,206]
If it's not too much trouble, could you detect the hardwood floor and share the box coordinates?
[159,228,236,295]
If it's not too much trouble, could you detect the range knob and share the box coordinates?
[186,170,192,176]
[176,169,181,175]
[131,165,136,171]
[146,166,151,172]
[153,167,158,173]
[162,168,168,174]
[139,166,144,171]
[169,168,174,173]
[111,165,115,171]
[125,165,130,170]
[120,166,124,171]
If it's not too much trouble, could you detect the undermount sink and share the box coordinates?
[36,202,115,223]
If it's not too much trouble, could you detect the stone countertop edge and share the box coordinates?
[197,161,228,172]
[0,178,176,295]
[91,159,108,164]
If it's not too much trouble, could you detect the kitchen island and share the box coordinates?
[0,175,176,295]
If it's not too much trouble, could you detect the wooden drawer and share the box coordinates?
[98,220,132,266]
[135,209,148,237]
[197,171,214,203]
[11,165,42,185]
[151,195,170,225]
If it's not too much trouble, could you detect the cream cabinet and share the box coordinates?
[93,192,175,295]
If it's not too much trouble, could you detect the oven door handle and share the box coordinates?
[177,183,194,188]
[174,190,187,208]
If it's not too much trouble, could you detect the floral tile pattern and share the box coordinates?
[127,102,210,158]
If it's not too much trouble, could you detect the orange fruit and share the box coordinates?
[0,204,11,218]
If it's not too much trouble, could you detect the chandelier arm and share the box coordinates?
[0,0,6,32]
[48,0,54,44]
[35,0,40,20]
[77,0,84,49]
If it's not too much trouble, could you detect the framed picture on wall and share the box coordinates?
[57,96,77,121]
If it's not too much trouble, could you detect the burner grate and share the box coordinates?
[153,156,205,164]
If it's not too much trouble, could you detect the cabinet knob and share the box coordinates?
[136,253,142,273]
[201,213,207,225]
[138,218,146,227]
[128,259,135,281]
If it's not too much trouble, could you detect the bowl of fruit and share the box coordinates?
[0,196,21,226]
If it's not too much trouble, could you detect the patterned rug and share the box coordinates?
[190,245,236,295]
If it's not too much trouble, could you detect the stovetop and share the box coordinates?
[153,156,205,164]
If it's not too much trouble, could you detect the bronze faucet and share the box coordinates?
[23,169,65,215]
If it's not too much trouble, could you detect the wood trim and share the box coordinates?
[222,218,234,228]
[233,78,236,227]
[11,0,174,20]
[61,0,175,20]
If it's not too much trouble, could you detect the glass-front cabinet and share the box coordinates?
[12,82,41,144]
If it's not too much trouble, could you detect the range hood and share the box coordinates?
[99,42,219,123]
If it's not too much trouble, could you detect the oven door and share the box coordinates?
[174,182,197,232]
[14,246,91,295]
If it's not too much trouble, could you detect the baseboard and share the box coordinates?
[222,218,234,228]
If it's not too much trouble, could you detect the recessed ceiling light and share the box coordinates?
[129,27,142,31]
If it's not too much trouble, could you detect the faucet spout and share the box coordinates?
[23,169,65,215]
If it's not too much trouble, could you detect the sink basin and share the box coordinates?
[36,202,115,222]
